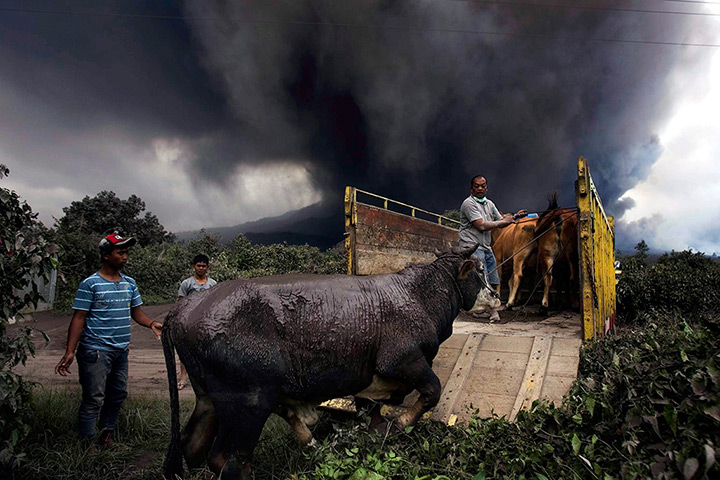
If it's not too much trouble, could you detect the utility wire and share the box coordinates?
[1,6,719,48]
[658,0,720,5]
[451,0,720,18]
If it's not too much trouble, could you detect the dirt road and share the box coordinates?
[9,304,198,398]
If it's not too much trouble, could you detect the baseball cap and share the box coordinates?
[99,232,137,250]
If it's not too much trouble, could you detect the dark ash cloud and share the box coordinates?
[182,0,692,216]
[0,0,711,248]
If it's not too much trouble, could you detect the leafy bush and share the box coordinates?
[124,233,347,304]
[617,243,720,324]
[0,165,56,474]
[48,190,346,310]
[123,242,191,304]
[564,314,720,479]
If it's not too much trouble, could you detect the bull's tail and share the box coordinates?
[162,322,183,479]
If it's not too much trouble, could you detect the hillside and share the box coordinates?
[174,200,344,249]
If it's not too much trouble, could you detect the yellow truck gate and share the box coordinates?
[576,156,617,340]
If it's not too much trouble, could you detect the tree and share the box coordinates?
[53,191,173,310]
[635,239,649,261]
[442,209,461,222]
[0,165,57,473]
[55,190,173,246]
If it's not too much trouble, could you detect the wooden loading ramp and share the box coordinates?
[323,311,583,424]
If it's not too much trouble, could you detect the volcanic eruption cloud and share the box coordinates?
[182,0,701,248]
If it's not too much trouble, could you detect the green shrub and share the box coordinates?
[561,314,720,478]
[52,229,347,312]
[617,246,720,325]
[123,243,190,303]
[0,165,56,474]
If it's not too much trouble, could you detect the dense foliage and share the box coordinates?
[50,191,346,310]
[0,165,56,474]
[617,242,720,324]
[122,233,346,306]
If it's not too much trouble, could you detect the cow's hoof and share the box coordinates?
[368,411,388,430]
[505,304,514,311]
[538,306,548,316]
[220,459,252,480]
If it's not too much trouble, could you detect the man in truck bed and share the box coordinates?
[459,174,527,322]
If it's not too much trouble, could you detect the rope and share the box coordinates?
[506,225,577,322]
[487,208,579,277]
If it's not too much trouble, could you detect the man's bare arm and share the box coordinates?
[471,215,514,232]
[131,306,163,339]
[55,310,87,376]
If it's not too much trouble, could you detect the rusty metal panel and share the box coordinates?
[575,157,616,340]
[345,187,459,275]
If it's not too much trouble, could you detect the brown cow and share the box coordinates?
[492,218,539,309]
[535,193,579,314]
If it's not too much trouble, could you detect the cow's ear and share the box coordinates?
[457,259,475,280]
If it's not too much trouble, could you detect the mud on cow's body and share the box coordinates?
[162,246,500,480]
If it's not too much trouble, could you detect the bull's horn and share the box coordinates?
[456,244,480,257]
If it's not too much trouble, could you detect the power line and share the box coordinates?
[1,6,719,48]
[658,0,720,5]
[451,0,720,17]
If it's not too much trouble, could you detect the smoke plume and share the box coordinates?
[182,0,694,218]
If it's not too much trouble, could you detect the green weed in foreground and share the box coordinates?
[14,390,187,480]
[13,314,720,479]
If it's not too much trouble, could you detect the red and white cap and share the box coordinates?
[99,232,137,249]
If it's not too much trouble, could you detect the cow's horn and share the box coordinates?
[458,244,480,258]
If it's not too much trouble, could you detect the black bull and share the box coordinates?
[162,246,500,479]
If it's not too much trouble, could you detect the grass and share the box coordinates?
[15,389,183,480]
[15,388,487,480]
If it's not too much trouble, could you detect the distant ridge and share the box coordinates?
[174,201,344,250]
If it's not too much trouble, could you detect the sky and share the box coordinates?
[1,0,719,254]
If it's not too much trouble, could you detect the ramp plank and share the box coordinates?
[431,333,485,423]
[509,336,553,420]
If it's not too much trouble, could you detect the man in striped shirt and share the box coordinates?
[55,233,163,451]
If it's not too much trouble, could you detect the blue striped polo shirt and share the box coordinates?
[72,273,143,351]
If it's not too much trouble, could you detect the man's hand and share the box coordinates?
[513,209,528,220]
[55,351,75,376]
[500,214,515,226]
[151,321,162,340]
